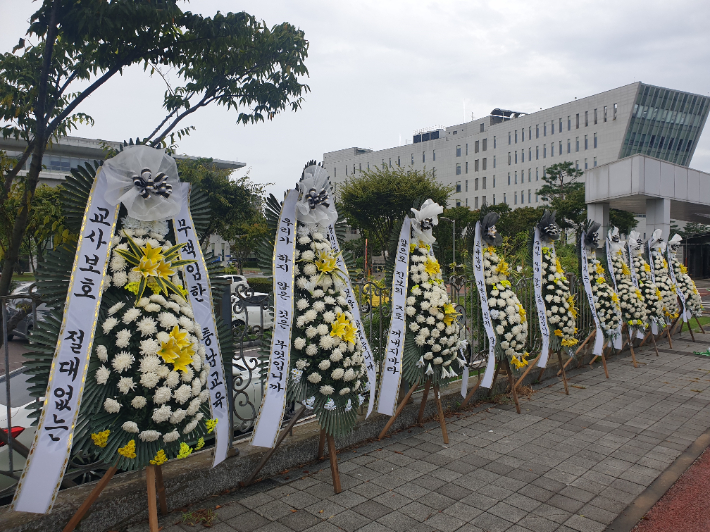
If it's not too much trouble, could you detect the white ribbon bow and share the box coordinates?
[411,199,444,245]
[296,164,337,228]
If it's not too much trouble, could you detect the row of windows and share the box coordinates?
[455,138,489,157]
[507,134,599,164]
[508,104,617,145]
[453,192,540,208]
[455,176,492,192]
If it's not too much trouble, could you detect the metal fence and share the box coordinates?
[0,273,592,502]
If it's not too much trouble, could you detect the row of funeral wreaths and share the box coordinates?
[12,148,703,515]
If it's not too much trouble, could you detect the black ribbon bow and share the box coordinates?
[420,218,434,231]
[306,188,329,210]
[132,168,172,199]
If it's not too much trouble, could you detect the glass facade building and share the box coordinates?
[620,83,710,166]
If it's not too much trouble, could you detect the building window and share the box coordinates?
[594,133,597,148]
[389,158,391,167]
[482,138,488,151]
[536,167,539,180]
[529,126,532,139]
[536,193,538,203]
[475,159,479,172]
[536,124,539,138]
[551,143,554,157]
[456,145,461,157]
[515,171,518,184]
[432,168,436,178]
[604,106,608,122]
[522,150,525,163]
[585,111,588,127]
[432,150,436,161]
[536,146,539,160]
[515,130,518,143]
[397,156,400,166]
[528,168,531,182]
[508,152,511,165]
[466,143,469,156]
[492,176,495,188]
[333,167,336,178]
[456,181,461,192]
[567,139,571,153]
[558,141,562,155]
[368,162,370,170]
[491,194,494,205]
[576,113,580,129]
[456,164,461,175]
[475,197,479,209]
[422,152,425,163]
[543,145,547,158]
[528,189,531,203]
[493,136,497,149]
[551,121,555,135]
[465,161,469,173]
[483,176,487,189]
[575,160,579,170]
[522,129,525,142]
[508,132,511,145]
[528,147,531,161]
[465,179,469,192]
[520,190,524,204]
[493,156,496,168]
[584,135,588,150]
[465,198,468,207]
[594,156,597,167]
[475,178,479,191]
[613,103,617,120]
[576,137,579,152]
[515,151,518,164]
[594,108,598,124]
[508,173,511,185]
[559,118,562,132]
[504,193,507,204]
[482,158,487,170]
[480,123,485,133]
[544,123,547,136]
[514,192,518,205]
[411,154,414,165]
[568,116,571,130]
[585,158,588,170]
[543,165,546,177]
[456,200,461,207]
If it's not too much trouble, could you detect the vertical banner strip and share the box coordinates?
[647,242,656,284]
[472,222,498,388]
[580,234,604,356]
[173,183,230,466]
[377,217,411,417]
[325,225,377,417]
[13,169,119,514]
[532,228,551,369]
[667,247,688,322]
[251,190,298,448]
[606,238,624,348]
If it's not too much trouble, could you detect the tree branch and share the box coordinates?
[149,92,216,147]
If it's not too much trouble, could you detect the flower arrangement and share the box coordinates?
[284,164,368,436]
[398,200,462,386]
[581,223,621,340]
[648,232,679,321]
[536,211,578,352]
[479,212,529,369]
[607,228,647,330]
[668,235,703,317]
[628,231,665,330]
[88,216,214,469]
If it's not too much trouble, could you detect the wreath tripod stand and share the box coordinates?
[378,378,449,443]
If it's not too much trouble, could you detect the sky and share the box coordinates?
[2,0,710,197]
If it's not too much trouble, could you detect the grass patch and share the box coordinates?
[688,315,710,334]
[181,508,215,527]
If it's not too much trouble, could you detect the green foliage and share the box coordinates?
[433,206,479,268]
[537,162,584,202]
[246,277,272,294]
[609,209,638,236]
[230,215,269,274]
[338,166,451,257]
[670,221,710,239]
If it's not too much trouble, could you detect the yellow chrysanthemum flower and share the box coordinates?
[680,264,688,274]
[517,304,527,323]
[611,292,620,303]
[554,329,563,337]
[555,257,564,274]
[409,244,416,253]
[561,338,579,347]
[118,440,136,459]
[621,262,631,276]
[176,442,193,459]
[205,418,218,434]
[91,429,110,448]
[567,295,577,318]
[596,276,605,285]
[195,437,205,450]
[150,450,168,466]
[424,257,441,276]
[662,258,668,269]
[595,263,605,275]
[644,263,651,272]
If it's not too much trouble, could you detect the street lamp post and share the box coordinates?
[440,216,455,270]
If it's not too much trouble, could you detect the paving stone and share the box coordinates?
[227,511,270,532]
[254,500,297,521]
[516,514,559,532]
[304,499,346,520]
[424,512,466,532]
[326,509,371,532]
[352,499,393,520]
[376,510,424,532]
[276,510,322,532]
[563,514,606,532]
[469,511,514,532]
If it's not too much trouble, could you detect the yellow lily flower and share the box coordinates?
[133,257,158,278]
[424,257,441,276]
[330,313,348,338]
[155,259,176,280]
[157,337,180,364]
[343,321,357,345]
[169,325,191,350]
[141,241,164,264]
[443,303,459,327]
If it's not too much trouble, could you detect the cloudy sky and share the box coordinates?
[2,0,710,195]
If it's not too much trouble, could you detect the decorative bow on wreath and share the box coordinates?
[306,187,330,210]
[419,218,434,231]
[296,162,337,227]
[132,168,173,199]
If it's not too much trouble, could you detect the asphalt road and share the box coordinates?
[0,338,29,375]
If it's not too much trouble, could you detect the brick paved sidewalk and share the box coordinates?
[134,337,710,532]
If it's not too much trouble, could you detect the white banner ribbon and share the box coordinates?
[377,217,411,416]
[532,228,551,369]
[325,224,376,417]
[666,246,688,322]
[472,222,498,387]
[580,233,604,356]
[173,183,229,466]
[606,238,623,348]
[13,169,119,514]
[647,242,657,284]
[626,242,646,340]
[252,190,298,447]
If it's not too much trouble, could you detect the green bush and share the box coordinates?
[247,277,272,293]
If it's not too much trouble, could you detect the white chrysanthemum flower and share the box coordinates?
[174,384,192,404]
[343,368,356,381]
[118,376,135,394]
[323,311,336,323]
[178,316,194,332]
[144,303,161,313]
[169,408,187,424]
[131,396,147,409]
[152,405,172,423]
[331,368,345,380]
[158,312,179,329]
[320,385,334,395]
[330,350,343,362]
[95,365,110,385]
[183,420,199,435]
[104,398,121,414]
[318,360,331,371]
[95,344,109,363]
[156,365,169,378]
[304,310,318,323]
[296,298,309,311]
[136,316,158,337]
[181,366,194,383]
[140,372,160,389]
[139,355,161,374]
[294,337,306,350]
[191,353,202,371]
[306,344,318,356]
[103,317,119,334]
[163,430,180,443]
[180,306,194,319]
[115,329,131,348]
[139,430,161,442]
[128,270,142,283]
[316,323,329,336]
[296,359,308,370]
[186,398,201,417]
[108,302,125,317]
[111,271,128,287]
[112,351,134,373]
[162,370,179,388]
[191,377,201,397]
[122,421,139,433]
[308,372,322,384]
[496,325,505,335]
[320,335,335,349]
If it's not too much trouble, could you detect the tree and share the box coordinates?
[0,0,309,299]
[669,221,710,239]
[537,162,584,202]
[175,159,266,245]
[230,215,269,274]
[434,205,479,269]
[338,166,451,257]
[609,209,638,236]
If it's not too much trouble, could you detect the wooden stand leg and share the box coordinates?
[432,385,449,444]
[503,359,521,414]
[639,330,651,347]
[589,340,609,368]
[696,316,706,334]
[326,434,342,494]
[651,331,660,357]
[378,383,419,440]
[62,464,118,532]
[146,465,159,532]
[241,405,307,487]
[666,319,675,349]
[556,351,570,395]
[418,380,431,424]
[318,429,327,460]
[461,372,482,407]
[629,339,639,368]
[601,347,610,379]
[155,464,168,516]
[487,362,501,397]
[688,319,697,342]
[515,354,541,390]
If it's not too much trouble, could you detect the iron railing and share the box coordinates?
[0,273,593,502]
